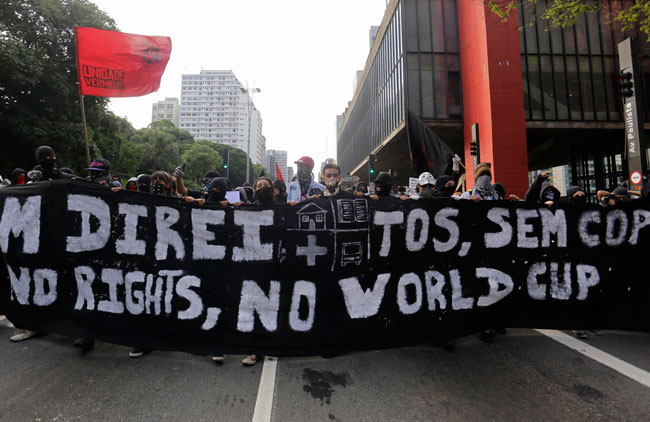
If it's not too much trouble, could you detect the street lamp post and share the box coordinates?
[240,85,261,184]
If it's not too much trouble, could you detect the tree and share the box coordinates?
[192,141,259,187]
[129,120,194,173]
[181,141,223,186]
[488,0,650,40]
[0,0,125,176]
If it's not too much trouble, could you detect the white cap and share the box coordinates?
[418,172,436,186]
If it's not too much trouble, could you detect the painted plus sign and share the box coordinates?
[296,235,328,266]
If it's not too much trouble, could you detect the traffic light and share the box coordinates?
[470,141,479,157]
[617,71,634,98]
[368,154,376,181]
[223,162,228,170]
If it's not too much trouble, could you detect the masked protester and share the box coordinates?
[125,177,138,191]
[85,158,111,184]
[287,156,324,204]
[34,145,70,181]
[242,182,254,204]
[435,175,456,198]
[562,186,587,205]
[150,171,173,196]
[370,172,397,199]
[206,177,229,205]
[252,176,276,205]
[597,186,630,207]
[136,174,151,193]
[273,178,287,203]
[10,168,26,186]
[417,172,436,199]
[461,163,501,201]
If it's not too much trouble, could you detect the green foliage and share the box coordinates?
[487,0,650,40]
[181,142,223,185]
[0,0,122,175]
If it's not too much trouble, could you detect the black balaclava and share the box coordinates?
[35,145,56,176]
[435,175,455,198]
[136,174,151,193]
[374,172,392,197]
[207,177,228,203]
[297,166,312,193]
[567,186,587,204]
[254,186,276,205]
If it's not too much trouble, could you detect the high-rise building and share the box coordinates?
[179,70,264,164]
[337,0,650,198]
[265,149,288,181]
[287,166,294,182]
[151,97,180,127]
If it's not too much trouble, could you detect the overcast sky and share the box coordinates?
[91,0,388,172]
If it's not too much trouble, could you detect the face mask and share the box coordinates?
[297,168,312,190]
[325,179,339,192]
[475,175,492,191]
[91,172,107,182]
[419,186,435,198]
[438,184,456,198]
[151,182,170,196]
[208,189,226,203]
[41,158,56,171]
[569,195,587,204]
[254,186,275,204]
[376,182,391,196]
[16,175,25,185]
[357,186,368,194]
[127,183,137,191]
[543,189,557,202]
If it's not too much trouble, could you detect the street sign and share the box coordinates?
[618,38,647,191]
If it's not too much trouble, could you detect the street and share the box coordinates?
[1,317,649,422]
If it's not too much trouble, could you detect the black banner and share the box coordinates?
[407,111,455,179]
[1,180,649,356]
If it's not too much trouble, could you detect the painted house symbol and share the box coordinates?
[296,202,327,230]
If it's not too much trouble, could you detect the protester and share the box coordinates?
[136,174,151,193]
[125,177,138,191]
[27,167,42,183]
[561,186,587,205]
[85,158,111,185]
[459,163,501,201]
[417,172,436,199]
[288,156,324,204]
[597,186,630,206]
[10,168,26,186]
[34,145,71,181]
[273,178,287,203]
[251,176,276,205]
[435,175,456,198]
[354,181,369,197]
[313,163,354,198]
[525,173,560,206]
[368,172,398,200]
[112,174,123,187]
[59,167,75,178]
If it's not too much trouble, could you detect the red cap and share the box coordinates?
[295,156,314,169]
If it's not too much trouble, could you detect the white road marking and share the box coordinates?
[536,329,650,389]
[252,356,278,422]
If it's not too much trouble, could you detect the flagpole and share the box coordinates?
[79,93,91,168]
[74,26,91,169]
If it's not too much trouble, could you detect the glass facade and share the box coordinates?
[337,1,405,174]
[518,0,650,122]
[405,0,462,119]
[337,0,462,175]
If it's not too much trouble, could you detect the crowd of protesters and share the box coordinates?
[2,144,649,358]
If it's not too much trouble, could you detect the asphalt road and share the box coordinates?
[1,317,649,422]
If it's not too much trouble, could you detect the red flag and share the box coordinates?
[75,27,171,97]
[276,163,284,182]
